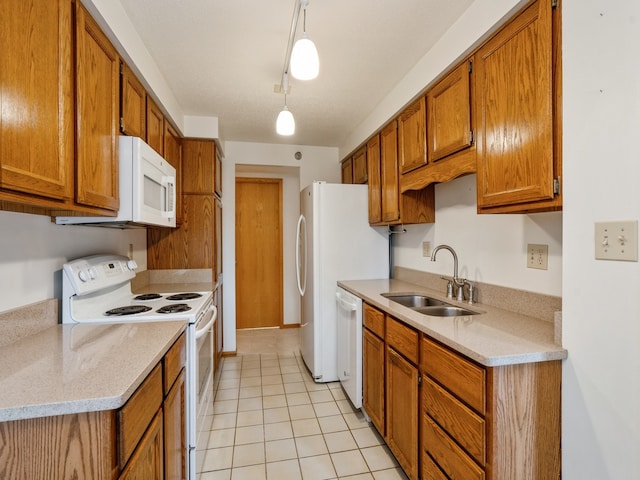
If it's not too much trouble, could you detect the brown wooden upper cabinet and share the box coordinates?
[163,122,183,224]
[146,97,165,156]
[398,97,427,174]
[352,146,368,184]
[182,139,216,195]
[474,0,561,213]
[214,148,223,197]
[75,2,120,212]
[427,60,473,163]
[0,0,74,204]
[380,122,401,223]
[120,63,147,139]
[366,135,383,224]
[341,157,353,184]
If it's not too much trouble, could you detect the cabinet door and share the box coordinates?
[75,3,119,211]
[0,0,73,201]
[398,97,427,174]
[352,146,368,184]
[363,328,385,435]
[119,411,165,480]
[164,369,186,480]
[366,135,382,224]
[214,148,223,196]
[475,0,555,209]
[386,347,419,480]
[427,60,473,162]
[182,139,215,194]
[146,97,164,155]
[120,63,146,138]
[380,122,400,224]
[341,157,353,184]
[164,122,183,223]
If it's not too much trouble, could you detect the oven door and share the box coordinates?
[193,304,216,478]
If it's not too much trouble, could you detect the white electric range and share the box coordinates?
[61,254,215,480]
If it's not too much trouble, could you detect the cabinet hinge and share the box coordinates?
[469,130,474,145]
[553,177,561,195]
[468,60,473,74]
[119,62,124,75]
[551,0,558,9]
[418,374,422,385]
[119,117,125,132]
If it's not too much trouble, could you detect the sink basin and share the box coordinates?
[381,292,480,317]
[413,306,479,317]
[381,293,446,308]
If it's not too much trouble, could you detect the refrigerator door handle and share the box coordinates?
[296,214,307,296]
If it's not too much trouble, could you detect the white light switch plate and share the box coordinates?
[594,220,638,261]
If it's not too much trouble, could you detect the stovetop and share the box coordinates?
[61,254,212,324]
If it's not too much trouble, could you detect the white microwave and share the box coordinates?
[56,137,176,228]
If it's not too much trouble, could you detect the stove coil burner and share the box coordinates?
[133,293,162,301]
[166,292,202,301]
[157,303,192,314]
[105,305,153,316]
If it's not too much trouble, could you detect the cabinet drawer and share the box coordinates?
[423,377,485,465]
[163,331,186,394]
[422,414,485,480]
[118,362,163,469]
[421,337,485,414]
[363,303,385,338]
[386,317,419,364]
[422,451,449,480]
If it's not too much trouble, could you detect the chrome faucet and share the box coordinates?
[430,244,473,303]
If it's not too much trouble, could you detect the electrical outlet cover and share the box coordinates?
[527,244,548,270]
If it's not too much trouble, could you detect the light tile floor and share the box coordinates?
[200,329,409,480]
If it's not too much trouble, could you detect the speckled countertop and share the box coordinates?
[338,279,567,367]
[0,320,186,422]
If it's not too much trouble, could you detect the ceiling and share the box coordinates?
[118,0,475,148]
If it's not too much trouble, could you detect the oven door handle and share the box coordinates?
[195,305,217,340]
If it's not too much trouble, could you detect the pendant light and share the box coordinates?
[290,0,319,80]
[276,74,295,136]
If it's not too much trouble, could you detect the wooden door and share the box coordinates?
[146,97,164,155]
[366,135,382,224]
[380,122,400,224]
[475,0,554,208]
[235,178,283,329]
[0,0,74,201]
[75,2,119,211]
[352,146,368,184]
[119,411,164,480]
[398,96,427,174]
[163,370,186,480]
[386,347,419,480]
[120,63,146,138]
[427,60,473,162]
[363,328,385,435]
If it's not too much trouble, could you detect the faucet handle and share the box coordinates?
[440,276,453,298]
[464,280,475,304]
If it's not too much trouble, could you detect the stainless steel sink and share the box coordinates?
[381,292,480,317]
[413,306,479,317]
[381,293,446,308]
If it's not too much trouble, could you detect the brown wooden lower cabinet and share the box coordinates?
[361,303,562,480]
[0,334,186,480]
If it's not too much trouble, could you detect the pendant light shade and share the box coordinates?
[277,105,295,136]
[291,32,319,80]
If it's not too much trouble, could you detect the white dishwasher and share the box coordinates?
[336,286,363,408]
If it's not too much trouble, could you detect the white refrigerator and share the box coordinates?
[296,182,389,382]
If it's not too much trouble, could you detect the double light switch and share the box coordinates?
[594,220,638,261]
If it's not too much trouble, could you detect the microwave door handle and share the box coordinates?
[162,175,176,218]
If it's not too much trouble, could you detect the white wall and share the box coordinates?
[222,141,340,352]
[562,1,640,478]
[0,211,146,313]
[394,175,562,296]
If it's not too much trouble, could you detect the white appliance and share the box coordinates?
[296,182,388,383]
[61,254,215,480]
[56,136,176,228]
[336,286,364,408]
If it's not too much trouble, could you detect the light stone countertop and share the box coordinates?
[0,320,186,422]
[339,279,567,367]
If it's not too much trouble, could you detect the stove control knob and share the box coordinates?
[127,260,138,270]
[78,270,89,282]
